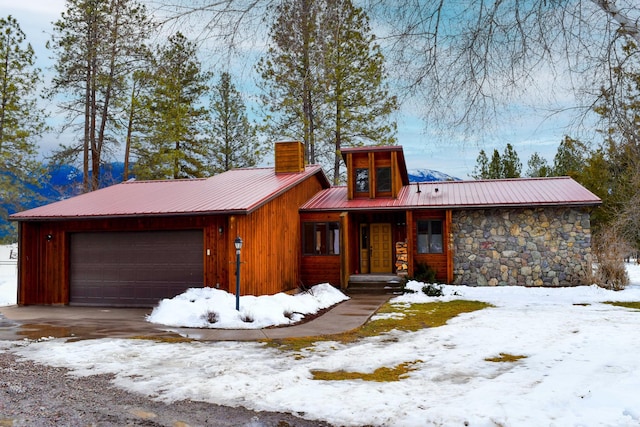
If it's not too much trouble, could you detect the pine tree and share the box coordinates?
[473,144,522,179]
[48,0,154,191]
[472,150,489,179]
[320,0,397,183]
[488,149,502,179]
[256,0,322,164]
[501,143,522,178]
[0,16,46,240]
[257,0,397,184]
[552,136,588,178]
[209,72,264,173]
[133,32,211,180]
[526,152,551,177]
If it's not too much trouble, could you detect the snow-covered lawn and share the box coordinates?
[1,247,640,426]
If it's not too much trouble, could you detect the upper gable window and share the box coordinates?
[376,167,391,192]
[355,168,369,193]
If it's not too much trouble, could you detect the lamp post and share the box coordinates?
[234,236,243,311]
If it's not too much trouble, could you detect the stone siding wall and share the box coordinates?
[452,207,592,287]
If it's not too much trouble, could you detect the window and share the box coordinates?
[303,222,340,255]
[376,167,391,192]
[417,220,443,254]
[355,168,369,193]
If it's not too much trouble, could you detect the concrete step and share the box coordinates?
[346,275,405,295]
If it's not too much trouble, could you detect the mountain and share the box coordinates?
[0,163,131,240]
[407,169,460,182]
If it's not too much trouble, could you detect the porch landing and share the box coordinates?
[347,274,405,295]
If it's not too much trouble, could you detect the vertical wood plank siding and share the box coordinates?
[18,216,219,305]
[300,212,342,287]
[228,175,326,296]
[410,210,452,283]
[17,173,324,305]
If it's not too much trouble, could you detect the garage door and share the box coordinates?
[70,230,203,307]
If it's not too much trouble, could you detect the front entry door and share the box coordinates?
[370,223,392,273]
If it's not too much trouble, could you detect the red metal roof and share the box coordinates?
[300,177,601,211]
[12,165,329,220]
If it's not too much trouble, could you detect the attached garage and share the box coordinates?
[69,230,203,307]
[11,141,331,306]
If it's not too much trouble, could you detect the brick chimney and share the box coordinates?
[274,141,305,173]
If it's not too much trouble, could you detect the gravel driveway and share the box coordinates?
[0,352,331,427]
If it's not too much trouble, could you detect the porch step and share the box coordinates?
[346,275,405,295]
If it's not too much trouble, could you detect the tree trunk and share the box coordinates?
[123,81,136,181]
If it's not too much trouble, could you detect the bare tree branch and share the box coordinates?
[150,0,640,140]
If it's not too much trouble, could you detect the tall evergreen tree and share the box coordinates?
[471,149,489,179]
[501,143,522,178]
[256,0,322,164]
[133,32,211,180]
[526,152,551,177]
[473,144,522,179]
[552,136,588,178]
[48,0,153,191]
[0,16,46,239]
[320,0,397,183]
[209,72,264,173]
[488,149,502,179]
[257,0,397,184]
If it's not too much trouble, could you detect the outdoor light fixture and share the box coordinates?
[218,226,224,235]
[234,236,243,310]
[45,234,53,241]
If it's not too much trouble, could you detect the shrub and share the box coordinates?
[412,262,437,283]
[422,283,444,297]
[592,228,630,290]
[201,311,219,324]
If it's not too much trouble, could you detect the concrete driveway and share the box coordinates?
[0,294,390,342]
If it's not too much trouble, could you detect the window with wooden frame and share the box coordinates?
[303,222,340,255]
[417,220,443,254]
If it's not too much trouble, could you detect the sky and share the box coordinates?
[0,0,581,179]
[1,245,640,426]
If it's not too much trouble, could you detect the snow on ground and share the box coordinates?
[0,244,17,306]
[1,246,640,426]
[147,283,349,329]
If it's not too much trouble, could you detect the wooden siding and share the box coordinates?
[344,150,401,200]
[410,210,452,283]
[299,212,342,287]
[227,174,326,296]
[275,141,305,173]
[17,216,223,305]
[16,171,325,305]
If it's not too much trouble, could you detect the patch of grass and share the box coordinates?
[129,335,194,343]
[311,360,422,382]
[603,301,640,310]
[265,300,492,352]
[485,353,527,363]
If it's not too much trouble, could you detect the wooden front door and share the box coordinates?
[370,223,392,273]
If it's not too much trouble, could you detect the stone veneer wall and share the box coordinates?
[452,207,592,287]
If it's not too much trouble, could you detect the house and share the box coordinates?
[11,142,601,307]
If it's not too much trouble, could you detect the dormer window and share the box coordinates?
[355,168,369,193]
[342,146,409,200]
